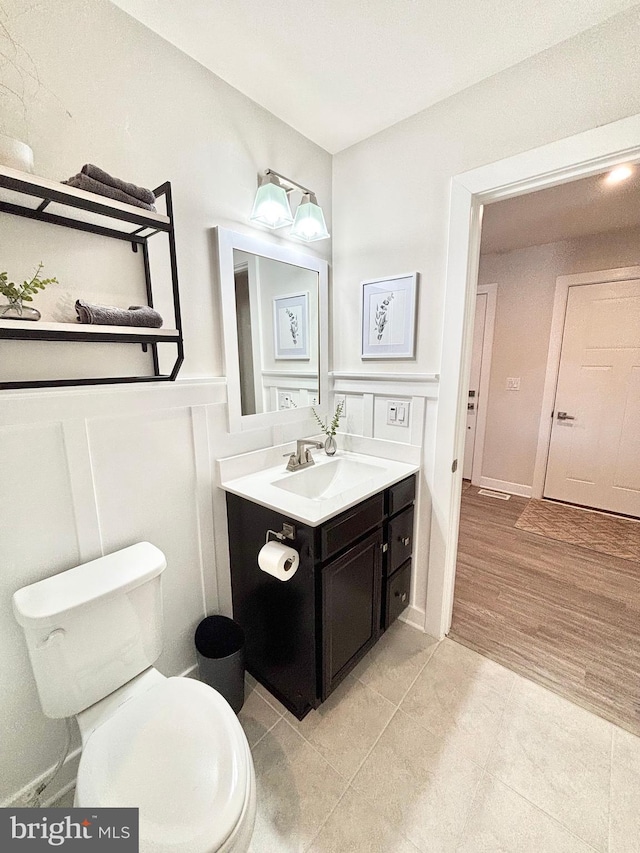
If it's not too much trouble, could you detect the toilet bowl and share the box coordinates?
[74,669,256,853]
[13,543,255,853]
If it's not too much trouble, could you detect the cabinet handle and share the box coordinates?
[395,591,408,602]
[381,543,388,553]
[401,536,410,546]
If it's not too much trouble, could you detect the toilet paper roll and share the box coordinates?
[257,541,299,581]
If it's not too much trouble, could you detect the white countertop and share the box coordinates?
[219,449,419,526]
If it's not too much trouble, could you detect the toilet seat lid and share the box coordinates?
[77,677,250,853]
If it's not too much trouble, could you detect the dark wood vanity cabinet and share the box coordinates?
[321,527,383,700]
[226,474,415,719]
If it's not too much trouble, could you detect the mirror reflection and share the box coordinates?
[233,250,319,416]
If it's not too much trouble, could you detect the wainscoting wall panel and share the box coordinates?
[0,378,261,807]
[330,372,440,627]
[0,422,81,801]
[88,408,206,677]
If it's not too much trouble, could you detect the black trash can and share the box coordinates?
[195,615,245,713]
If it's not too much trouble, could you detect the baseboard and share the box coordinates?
[42,752,81,807]
[398,605,425,631]
[477,476,532,498]
[2,745,82,808]
[4,662,202,808]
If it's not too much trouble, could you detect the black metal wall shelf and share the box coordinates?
[0,164,184,390]
[0,319,180,342]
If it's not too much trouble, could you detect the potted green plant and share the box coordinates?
[312,400,345,456]
[0,262,58,321]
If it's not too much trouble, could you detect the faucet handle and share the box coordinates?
[285,452,299,472]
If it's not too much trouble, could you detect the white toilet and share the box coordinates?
[12,542,256,853]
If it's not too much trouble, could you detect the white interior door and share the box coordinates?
[463,292,487,479]
[544,278,640,516]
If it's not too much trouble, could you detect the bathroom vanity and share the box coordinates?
[216,228,418,718]
[223,457,416,719]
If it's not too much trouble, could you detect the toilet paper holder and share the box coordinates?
[265,523,296,545]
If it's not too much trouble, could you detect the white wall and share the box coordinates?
[332,6,640,630]
[0,0,331,806]
[477,226,640,490]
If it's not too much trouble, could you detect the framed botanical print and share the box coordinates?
[273,291,310,359]
[361,273,418,358]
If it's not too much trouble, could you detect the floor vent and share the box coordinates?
[478,489,511,500]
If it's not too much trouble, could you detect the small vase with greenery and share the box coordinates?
[312,400,344,456]
[0,262,58,321]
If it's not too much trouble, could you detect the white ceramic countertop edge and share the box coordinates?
[219,450,419,526]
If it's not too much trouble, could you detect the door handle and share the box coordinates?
[401,536,411,546]
[556,411,575,421]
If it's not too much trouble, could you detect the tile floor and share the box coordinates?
[54,622,640,852]
[240,622,640,853]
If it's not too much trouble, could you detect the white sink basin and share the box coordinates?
[219,450,419,526]
[272,458,382,500]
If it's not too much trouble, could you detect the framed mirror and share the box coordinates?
[216,227,329,432]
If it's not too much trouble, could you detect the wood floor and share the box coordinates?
[450,486,640,736]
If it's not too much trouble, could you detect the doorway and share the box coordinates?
[462,284,496,484]
[425,113,640,643]
[448,147,640,734]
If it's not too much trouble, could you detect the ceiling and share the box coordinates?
[481,167,640,253]
[111,0,636,153]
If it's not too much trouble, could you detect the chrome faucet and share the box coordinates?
[285,439,324,471]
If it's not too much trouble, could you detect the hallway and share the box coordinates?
[450,486,640,737]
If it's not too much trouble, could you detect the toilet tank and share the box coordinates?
[13,542,166,719]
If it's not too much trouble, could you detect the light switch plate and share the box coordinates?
[387,400,410,426]
[278,392,293,409]
[506,377,521,390]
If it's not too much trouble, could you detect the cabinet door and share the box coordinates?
[387,505,414,575]
[384,559,412,630]
[387,475,415,517]
[321,528,382,700]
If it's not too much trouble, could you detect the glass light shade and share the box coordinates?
[249,177,293,229]
[290,193,330,242]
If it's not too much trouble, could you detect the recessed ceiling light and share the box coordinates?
[604,165,634,185]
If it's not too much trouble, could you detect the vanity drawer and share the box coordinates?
[384,559,411,629]
[387,505,414,575]
[320,493,385,562]
[387,475,415,517]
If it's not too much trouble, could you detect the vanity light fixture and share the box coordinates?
[290,192,330,242]
[249,172,293,229]
[250,169,330,241]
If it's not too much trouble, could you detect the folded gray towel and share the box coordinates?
[63,173,156,211]
[75,299,163,328]
[81,164,156,206]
